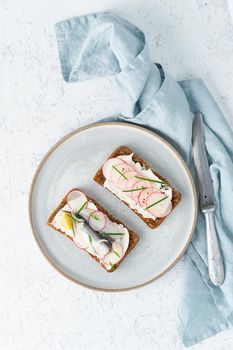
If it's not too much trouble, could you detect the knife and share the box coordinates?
[192,112,224,286]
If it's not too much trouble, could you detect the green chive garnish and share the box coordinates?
[71,221,75,237]
[109,262,115,270]
[71,212,82,223]
[90,214,99,221]
[76,201,88,215]
[88,234,92,244]
[112,165,128,180]
[134,176,165,184]
[144,196,168,211]
[122,187,146,192]
[113,250,121,258]
[102,232,124,236]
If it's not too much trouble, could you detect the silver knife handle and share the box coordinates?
[204,210,224,286]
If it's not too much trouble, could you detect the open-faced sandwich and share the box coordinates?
[94,146,181,229]
[47,189,139,272]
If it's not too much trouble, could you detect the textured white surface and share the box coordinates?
[1,0,233,349]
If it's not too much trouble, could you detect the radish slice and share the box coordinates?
[108,162,126,183]
[146,192,171,218]
[80,208,95,221]
[111,162,133,174]
[131,180,150,202]
[102,158,123,179]
[117,155,142,174]
[102,241,123,265]
[109,162,133,183]
[67,190,87,211]
[73,238,90,250]
[73,226,90,250]
[159,202,172,217]
[101,218,122,236]
[121,176,139,195]
[88,210,106,231]
[117,170,137,189]
[138,188,160,209]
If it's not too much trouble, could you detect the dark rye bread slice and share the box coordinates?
[47,188,139,272]
[93,146,181,229]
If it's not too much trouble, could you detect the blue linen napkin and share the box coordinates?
[55,13,233,347]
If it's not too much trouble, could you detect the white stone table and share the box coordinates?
[1,1,233,349]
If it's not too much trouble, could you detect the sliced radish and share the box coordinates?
[79,208,95,221]
[117,155,142,173]
[117,170,137,189]
[73,226,90,250]
[102,218,125,235]
[67,190,87,211]
[73,238,90,250]
[160,186,173,200]
[116,155,130,161]
[113,162,133,174]
[138,188,160,209]
[101,217,122,235]
[160,202,172,217]
[102,158,123,179]
[146,192,171,218]
[108,162,125,183]
[109,162,133,183]
[121,176,139,194]
[112,241,123,257]
[88,210,106,231]
[102,241,123,265]
[131,180,150,202]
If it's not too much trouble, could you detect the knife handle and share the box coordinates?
[204,211,224,286]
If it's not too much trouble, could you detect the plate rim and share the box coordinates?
[28,122,197,292]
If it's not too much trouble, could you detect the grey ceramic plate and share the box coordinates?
[29,122,197,291]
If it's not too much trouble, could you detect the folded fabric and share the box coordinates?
[55,13,233,347]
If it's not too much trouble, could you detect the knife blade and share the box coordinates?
[192,112,215,210]
[192,112,224,286]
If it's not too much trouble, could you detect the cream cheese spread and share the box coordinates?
[52,201,129,270]
[103,153,172,220]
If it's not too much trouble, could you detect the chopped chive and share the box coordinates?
[109,262,115,270]
[134,176,166,184]
[144,196,168,211]
[71,212,83,223]
[112,165,128,180]
[113,250,121,258]
[90,214,99,221]
[88,234,92,244]
[61,210,71,214]
[123,187,146,193]
[101,232,124,236]
[72,217,82,223]
[71,221,75,237]
[73,211,82,219]
[76,201,88,215]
